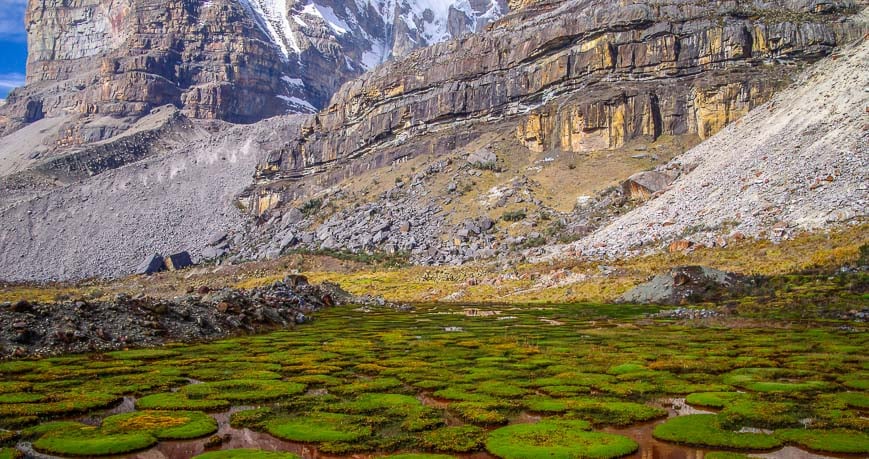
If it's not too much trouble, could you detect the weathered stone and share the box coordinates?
[622,171,674,200]
[135,254,166,275]
[164,252,193,271]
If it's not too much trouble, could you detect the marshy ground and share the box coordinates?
[0,299,866,459]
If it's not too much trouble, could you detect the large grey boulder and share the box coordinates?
[135,254,166,275]
[621,171,674,200]
[164,252,193,271]
[618,266,747,305]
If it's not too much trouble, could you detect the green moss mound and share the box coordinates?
[135,392,230,411]
[776,428,869,454]
[685,392,744,409]
[265,412,370,442]
[101,410,218,440]
[180,379,305,403]
[193,449,301,459]
[421,425,485,453]
[652,414,781,449]
[486,420,637,459]
[33,429,157,456]
[0,448,22,459]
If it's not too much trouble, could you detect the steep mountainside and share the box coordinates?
[244,0,508,109]
[0,0,865,280]
[239,0,866,265]
[565,33,868,259]
[0,0,506,139]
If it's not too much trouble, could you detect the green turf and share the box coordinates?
[652,414,782,449]
[485,420,637,459]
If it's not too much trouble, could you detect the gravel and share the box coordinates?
[567,36,869,259]
[0,116,304,281]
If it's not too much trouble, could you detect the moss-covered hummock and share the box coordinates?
[32,410,217,456]
[135,392,231,411]
[265,412,370,443]
[776,428,869,454]
[652,414,781,449]
[486,420,638,459]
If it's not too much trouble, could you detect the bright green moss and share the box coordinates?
[652,414,782,449]
[835,391,869,409]
[486,420,637,459]
[266,413,370,442]
[0,393,45,404]
[776,428,869,454]
[0,448,22,459]
[685,392,745,409]
[719,400,802,429]
[420,426,485,452]
[34,429,157,456]
[101,410,218,440]
[180,379,305,403]
[135,392,230,411]
[230,407,274,429]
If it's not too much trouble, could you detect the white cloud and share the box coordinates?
[0,72,25,89]
[0,0,27,41]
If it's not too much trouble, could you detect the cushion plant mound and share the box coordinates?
[421,425,485,453]
[776,428,869,454]
[335,393,423,416]
[834,392,869,409]
[180,379,305,403]
[652,414,782,449]
[193,449,301,459]
[744,381,833,393]
[135,392,231,411]
[33,429,157,456]
[485,420,638,459]
[685,392,745,409]
[101,410,218,440]
[265,412,370,443]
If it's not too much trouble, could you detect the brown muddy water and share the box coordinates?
[15,396,865,459]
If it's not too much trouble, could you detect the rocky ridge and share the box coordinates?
[0,275,397,358]
[258,0,864,185]
[240,0,866,266]
[565,29,869,259]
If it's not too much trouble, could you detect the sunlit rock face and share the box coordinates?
[261,0,864,180]
[0,0,508,135]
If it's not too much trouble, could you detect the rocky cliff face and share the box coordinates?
[6,0,290,129]
[261,0,864,183]
[235,0,865,267]
[244,0,509,110]
[0,0,508,140]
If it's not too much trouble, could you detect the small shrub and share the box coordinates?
[501,210,526,222]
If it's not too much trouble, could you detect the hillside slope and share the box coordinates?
[567,32,868,259]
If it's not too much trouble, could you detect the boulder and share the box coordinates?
[618,266,747,305]
[467,149,497,167]
[621,171,674,200]
[164,252,193,271]
[136,254,166,275]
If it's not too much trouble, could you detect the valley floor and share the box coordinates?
[0,301,867,458]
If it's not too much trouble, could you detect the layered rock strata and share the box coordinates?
[261,0,865,185]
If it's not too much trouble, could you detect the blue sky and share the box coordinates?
[0,0,28,99]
